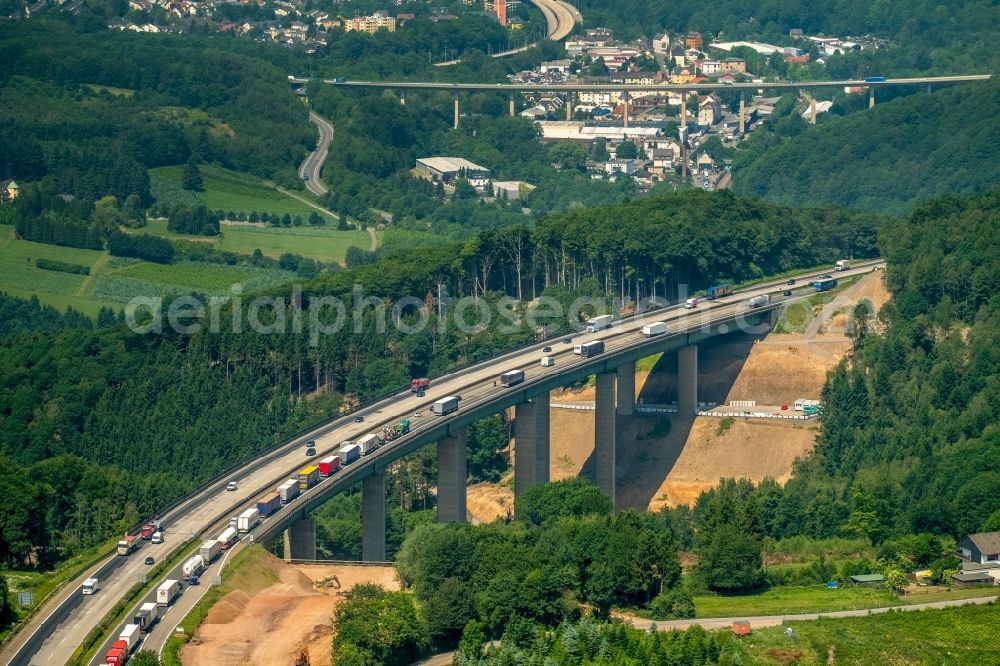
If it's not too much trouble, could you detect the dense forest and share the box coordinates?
[733,80,1000,215]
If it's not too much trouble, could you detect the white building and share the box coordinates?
[415,157,491,187]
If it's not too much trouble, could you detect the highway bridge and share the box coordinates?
[4,260,885,666]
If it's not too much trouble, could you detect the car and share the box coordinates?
[414,411,422,418]
[303,174,310,181]
[562,337,572,344]
[542,346,552,352]
[144,556,155,565]
[415,390,425,397]
[820,273,832,279]
[306,447,316,457]
[354,415,364,423]
[306,439,315,448]
[783,290,793,296]
[226,481,238,492]
[786,278,796,285]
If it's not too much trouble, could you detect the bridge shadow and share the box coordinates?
[570,330,760,510]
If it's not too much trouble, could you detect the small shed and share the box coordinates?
[849,574,886,586]
[731,621,751,637]
[951,572,995,588]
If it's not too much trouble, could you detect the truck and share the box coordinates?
[835,259,851,271]
[356,434,381,455]
[256,491,282,518]
[118,623,141,653]
[382,420,410,443]
[684,298,698,309]
[579,340,605,358]
[139,521,159,540]
[500,369,525,387]
[117,535,138,556]
[157,579,181,606]
[706,284,733,300]
[298,465,321,490]
[540,356,555,367]
[217,526,238,550]
[182,554,205,580]
[585,314,613,332]
[199,539,221,564]
[432,396,460,416]
[642,321,667,337]
[237,507,260,533]
[339,443,361,464]
[748,294,771,308]
[864,76,886,82]
[814,277,838,292]
[318,455,342,477]
[410,378,430,392]
[82,577,99,595]
[278,479,301,504]
[134,601,160,633]
[104,643,128,665]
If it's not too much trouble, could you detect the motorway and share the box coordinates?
[322,73,991,93]
[434,0,578,66]
[297,112,333,196]
[7,261,882,666]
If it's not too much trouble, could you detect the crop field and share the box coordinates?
[719,602,1000,665]
[150,165,328,219]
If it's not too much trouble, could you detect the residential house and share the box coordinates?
[668,42,686,67]
[670,67,694,84]
[604,158,635,175]
[684,32,702,49]
[696,152,714,172]
[696,60,722,76]
[697,94,721,125]
[0,180,19,203]
[719,58,747,73]
[652,33,671,55]
[345,11,396,33]
[958,532,1000,564]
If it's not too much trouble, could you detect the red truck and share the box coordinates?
[318,455,341,477]
[139,521,159,539]
[104,639,130,665]
[410,378,430,392]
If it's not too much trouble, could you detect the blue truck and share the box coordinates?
[814,278,838,292]
[706,284,733,300]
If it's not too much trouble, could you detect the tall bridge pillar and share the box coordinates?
[594,372,617,503]
[283,517,316,561]
[738,94,746,134]
[514,392,550,501]
[453,92,460,129]
[509,93,516,117]
[362,471,386,561]
[809,97,817,125]
[566,94,573,120]
[437,428,468,523]
[678,344,698,415]
[399,89,406,106]
[616,361,635,416]
[622,93,630,128]
[869,88,875,109]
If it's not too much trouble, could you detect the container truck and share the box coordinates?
[278,479,300,504]
[748,294,770,308]
[706,284,733,300]
[540,356,555,367]
[237,507,260,533]
[500,369,525,387]
[339,443,361,464]
[256,491,282,518]
[410,378,430,392]
[573,344,583,354]
[356,434,381,455]
[813,278,838,292]
[432,396,460,415]
[104,645,127,665]
[117,535,138,556]
[134,601,160,633]
[82,577,99,595]
[318,455,342,477]
[835,259,851,271]
[139,521,159,540]
[298,465,321,490]
[118,624,141,653]
[217,526,238,550]
[585,314,613,332]
[182,554,205,580]
[642,322,667,337]
[199,539,221,564]
[580,340,605,357]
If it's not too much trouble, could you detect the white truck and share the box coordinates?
[642,321,667,337]
[500,369,525,387]
[81,577,99,595]
[585,314,613,332]
[156,579,181,606]
[237,507,260,534]
[133,602,160,633]
[217,526,238,550]
[199,539,221,564]
[182,554,205,580]
[540,356,555,367]
[118,623,141,653]
[432,396,460,415]
[835,259,851,271]
[356,433,382,455]
[278,478,300,504]
[749,294,771,308]
[684,298,698,309]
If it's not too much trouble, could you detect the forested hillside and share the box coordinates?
[733,81,1000,215]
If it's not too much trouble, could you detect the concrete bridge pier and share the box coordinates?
[509,93,516,117]
[566,94,573,120]
[869,88,875,108]
[437,429,468,523]
[362,471,386,561]
[738,94,746,134]
[594,372,617,503]
[400,89,406,106]
[678,344,698,415]
[514,392,550,501]
[283,517,316,561]
[622,93,630,128]
[809,97,817,124]
[453,92,460,129]
[616,361,635,416]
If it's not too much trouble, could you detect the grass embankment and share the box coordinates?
[719,601,1000,665]
[162,545,278,666]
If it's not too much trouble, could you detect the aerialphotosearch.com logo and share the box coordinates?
[124,283,808,345]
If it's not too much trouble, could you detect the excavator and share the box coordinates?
[291,645,310,666]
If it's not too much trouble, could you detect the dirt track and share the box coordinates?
[181,555,398,666]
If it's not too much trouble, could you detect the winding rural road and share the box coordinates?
[298,111,333,196]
